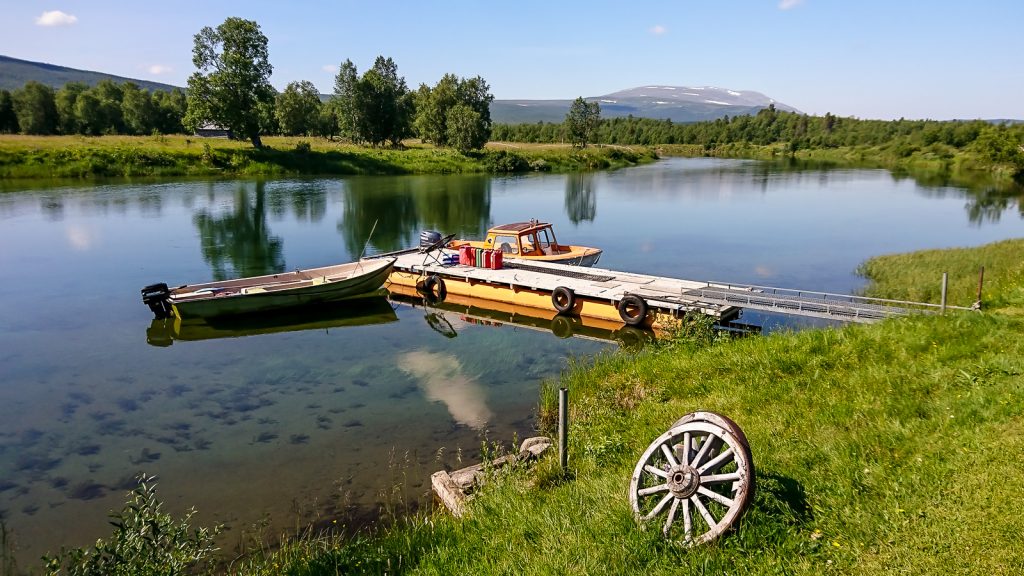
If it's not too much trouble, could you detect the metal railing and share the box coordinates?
[648,281,975,324]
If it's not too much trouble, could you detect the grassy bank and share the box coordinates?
[0,135,656,180]
[660,142,1024,189]
[211,239,1023,575]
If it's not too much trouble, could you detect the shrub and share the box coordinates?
[42,475,220,576]
[482,149,529,173]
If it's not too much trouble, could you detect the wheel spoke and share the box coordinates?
[663,497,680,536]
[680,431,692,466]
[644,464,669,479]
[691,494,717,529]
[691,434,719,468]
[660,443,679,467]
[697,447,735,474]
[697,486,735,508]
[643,492,675,520]
[682,497,693,542]
[638,483,669,497]
[699,471,742,484]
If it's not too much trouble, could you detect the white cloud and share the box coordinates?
[649,24,667,36]
[147,64,172,75]
[778,0,804,10]
[35,10,78,26]
[322,64,338,73]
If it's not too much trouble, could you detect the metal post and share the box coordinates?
[558,387,568,472]
[940,272,948,314]
[976,266,985,307]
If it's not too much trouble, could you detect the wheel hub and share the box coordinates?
[667,464,700,498]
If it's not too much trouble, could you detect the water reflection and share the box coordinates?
[399,350,493,430]
[146,294,397,346]
[267,181,328,222]
[192,181,285,280]
[338,175,492,258]
[565,173,597,223]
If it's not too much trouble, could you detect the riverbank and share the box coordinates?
[0,135,657,180]
[659,142,1024,189]
[217,238,1022,575]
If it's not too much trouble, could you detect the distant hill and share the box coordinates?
[0,54,181,92]
[492,85,801,124]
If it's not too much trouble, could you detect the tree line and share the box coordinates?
[493,104,1024,172]
[183,17,492,150]
[0,80,186,136]
[1,17,494,153]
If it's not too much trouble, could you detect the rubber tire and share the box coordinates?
[421,274,447,303]
[551,286,576,314]
[617,294,648,326]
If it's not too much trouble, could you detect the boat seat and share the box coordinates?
[420,233,456,266]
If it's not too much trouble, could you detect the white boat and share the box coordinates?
[142,258,396,319]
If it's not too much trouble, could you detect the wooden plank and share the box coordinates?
[431,471,467,517]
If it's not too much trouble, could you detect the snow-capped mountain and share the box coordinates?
[491,85,800,124]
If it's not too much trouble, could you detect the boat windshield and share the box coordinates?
[536,226,556,250]
[493,234,519,254]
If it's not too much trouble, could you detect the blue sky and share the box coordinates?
[2,0,1022,120]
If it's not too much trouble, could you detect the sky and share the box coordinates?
[1,0,1022,120]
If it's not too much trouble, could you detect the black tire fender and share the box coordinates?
[421,274,447,303]
[551,286,576,314]
[617,294,648,326]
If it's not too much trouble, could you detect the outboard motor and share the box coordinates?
[420,229,443,249]
[141,282,173,319]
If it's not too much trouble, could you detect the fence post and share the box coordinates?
[558,387,568,472]
[976,266,985,308]
[941,272,948,314]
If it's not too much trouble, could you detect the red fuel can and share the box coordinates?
[460,245,473,265]
[483,249,493,269]
[491,249,503,270]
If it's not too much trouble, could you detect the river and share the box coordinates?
[0,158,1021,567]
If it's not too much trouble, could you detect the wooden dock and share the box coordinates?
[381,247,970,327]
[387,249,740,329]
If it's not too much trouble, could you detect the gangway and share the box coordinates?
[629,281,974,324]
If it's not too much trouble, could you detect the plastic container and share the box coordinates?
[459,245,473,266]
[491,249,503,270]
[483,249,493,269]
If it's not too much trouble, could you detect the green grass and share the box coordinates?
[856,238,1024,313]
[210,238,1024,575]
[0,135,657,180]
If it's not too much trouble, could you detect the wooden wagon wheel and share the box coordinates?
[672,411,752,452]
[629,418,755,545]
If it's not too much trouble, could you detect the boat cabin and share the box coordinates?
[484,220,565,257]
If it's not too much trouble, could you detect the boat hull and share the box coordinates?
[166,259,395,319]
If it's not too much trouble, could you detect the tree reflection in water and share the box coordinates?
[193,181,285,280]
[338,174,491,259]
[565,173,596,224]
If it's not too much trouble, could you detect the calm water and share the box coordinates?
[1,158,1022,565]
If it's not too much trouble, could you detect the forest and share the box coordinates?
[493,105,1024,176]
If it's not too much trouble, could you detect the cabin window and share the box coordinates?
[537,228,555,250]
[493,235,519,254]
[520,233,537,255]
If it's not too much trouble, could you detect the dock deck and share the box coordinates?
[387,249,741,327]
[382,247,970,327]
